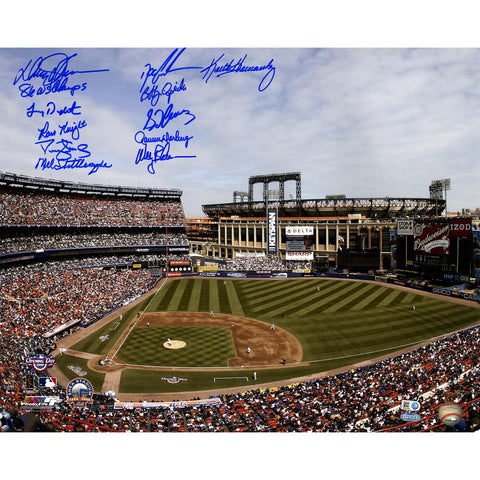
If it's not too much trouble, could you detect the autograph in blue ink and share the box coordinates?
[13,52,109,97]
[201,53,276,92]
[140,48,201,92]
[135,130,193,149]
[140,78,187,106]
[35,138,111,175]
[36,138,91,159]
[26,101,82,118]
[37,119,88,142]
[135,142,196,175]
[143,104,196,131]
[35,157,112,175]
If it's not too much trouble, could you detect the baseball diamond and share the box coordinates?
[50,277,480,401]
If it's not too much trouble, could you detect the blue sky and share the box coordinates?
[0,46,479,216]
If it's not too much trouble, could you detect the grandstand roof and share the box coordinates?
[202,196,446,219]
[0,172,182,199]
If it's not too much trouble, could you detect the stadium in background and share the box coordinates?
[187,172,479,285]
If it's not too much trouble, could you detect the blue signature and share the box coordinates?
[13,52,109,97]
[26,100,82,118]
[135,129,193,149]
[35,157,112,175]
[201,53,276,92]
[58,119,88,140]
[143,104,196,131]
[37,119,88,142]
[135,142,196,174]
[140,48,201,93]
[140,78,187,107]
[35,138,91,160]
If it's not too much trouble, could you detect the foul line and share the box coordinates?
[109,277,168,362]
[214,377,249,382]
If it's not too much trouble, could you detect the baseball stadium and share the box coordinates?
[1,171,480,433]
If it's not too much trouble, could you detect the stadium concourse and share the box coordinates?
[1,173,480,432]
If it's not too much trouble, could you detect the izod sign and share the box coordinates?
[450,218,472,237]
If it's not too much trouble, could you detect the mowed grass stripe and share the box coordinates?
[187,278,202,311]
[380,290,408,307]
[229,281,246,317]
[218,281,232,315]
[198,279,211,312]
[242,279,318,304]
[249,280,350,317]
[243,279,337,306]
[247,281,324,310]
[177,279,195,309]
[350,284,395,311]
[151,280,181,311]
[375,288,406,307]
[288,281,367,317]
[245,281,322,313]
[209,279,221,313]
[163,279,188,311]
[323,283,377,313]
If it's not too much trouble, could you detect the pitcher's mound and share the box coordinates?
[163,340,187,349]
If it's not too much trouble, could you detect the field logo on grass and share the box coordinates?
[66,378,94,408]
[68,366,87,376]
[161,376,188,384]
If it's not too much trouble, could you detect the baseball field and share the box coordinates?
[52,277,480,400]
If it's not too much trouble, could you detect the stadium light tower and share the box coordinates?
[429,178,451,217]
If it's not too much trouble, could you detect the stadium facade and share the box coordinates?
[188,172,479,284]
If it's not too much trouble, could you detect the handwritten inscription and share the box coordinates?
[13,52,110,175]
[201,53,276,92]
[13,52,109,97]
[134,48,276,174]
[13,49,277,178]
[136,48,201,174]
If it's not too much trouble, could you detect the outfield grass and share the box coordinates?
[58,278,480,394]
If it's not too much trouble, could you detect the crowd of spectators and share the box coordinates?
[0,231,189,255]
[0,259,158,411]
[219,255,312,272]
[0,188,186,227]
